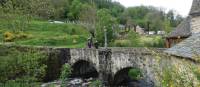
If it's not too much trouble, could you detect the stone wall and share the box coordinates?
[69,48,100,72]
[44,48,70,82]
[191,16,200,33]
[110,48,165,87]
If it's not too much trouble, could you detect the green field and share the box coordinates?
[0,19,165,48]
[0,20,90,48]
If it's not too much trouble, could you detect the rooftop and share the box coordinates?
[165,33,200,59]
[189,0,200,16]
[167,17,191,38]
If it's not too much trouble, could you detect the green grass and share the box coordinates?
[139,35,165,47]
[113,35,165,47]
[0,20,89,48]
[0,30,3,42]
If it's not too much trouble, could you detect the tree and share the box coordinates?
[79,3,97,37]
[163,17,172,33]
[96,8,117,46]
[67,0,82,20]
[110,2,125,17]
[60,64,72,87]
[0,0,32,32]
[30,0,55,19]
[145,11,163,32]
[50,0,70,19]
[174,14,183,26]
[167,10,176,27]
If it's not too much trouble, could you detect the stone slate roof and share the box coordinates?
[165,33,200,58]
[189,0,200,16]
[167,17,191,38]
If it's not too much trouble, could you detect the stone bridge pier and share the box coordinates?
[67,48,163,87]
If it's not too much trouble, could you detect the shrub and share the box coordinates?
[3,31,15,42]
[60,64,72,87]
[128,68,142,80]
[70,28,76,35]
[113,40,131,47]
[151,50,200,87]
[15,32,29,39]
[0,46,47,85]
[127,31,140,47]
[73,39,77,44]
[140,36,164,47]
[3,31,30,42]
[152,36,164,47]
[89,80,102,87]
[193,67,200,82]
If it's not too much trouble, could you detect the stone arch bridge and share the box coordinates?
[6,45,197,87]
[58,48,166,87]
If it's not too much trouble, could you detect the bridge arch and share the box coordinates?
[112,67,143,87]
[70,60,99,78]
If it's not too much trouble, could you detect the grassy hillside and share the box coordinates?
[0,20,89,48]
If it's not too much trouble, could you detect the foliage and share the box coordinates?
[113,40,131,47]
[3,31,30,42]
[163,17,172,33]
[0,0,33,33]
[121,6,183,33]
[79,3,97,35]
[150,50,200,87]
[192,55,200,81]
[0,46,47,86]
[60,64,72,87]
[0,0,183,48]
[89,80,102,87]
[3,31,15,42]
[193,67,200,82]
[67,0,82,20]
[15,32,29,40]
[50,0,70,19]
[127,31,140,47]
[158,62,198,87]
[140,36,164,47]
[112,33,164,47]
[96,8,117,46]
[128,68,142,80]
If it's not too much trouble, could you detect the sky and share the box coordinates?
[114,0,193,17]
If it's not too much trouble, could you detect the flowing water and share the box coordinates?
[41,78,98,87]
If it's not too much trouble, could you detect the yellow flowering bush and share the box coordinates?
[15,32,29,39]
[3,31,15,42]
[3,31,30,42]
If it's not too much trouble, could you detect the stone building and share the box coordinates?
[135,25,145,35]
[165,0,200,58]
[165,17,191,48]
[165,0,200,48]
[190,0,200,33]
[165,34,200,58]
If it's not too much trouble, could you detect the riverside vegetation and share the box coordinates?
[150,49,200,87]
[0,45,47,87]
[0,0,199,87]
